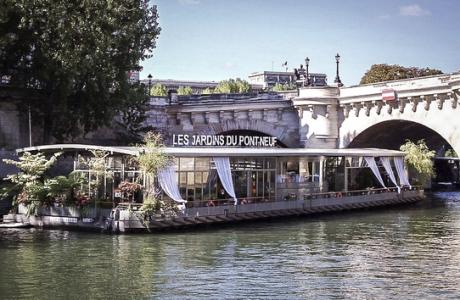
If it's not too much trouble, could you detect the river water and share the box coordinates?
[1,192,460,299]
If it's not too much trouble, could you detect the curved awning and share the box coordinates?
[17,144,405,158]
[17,144,140,156]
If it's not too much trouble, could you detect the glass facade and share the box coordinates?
[71,151,402,207]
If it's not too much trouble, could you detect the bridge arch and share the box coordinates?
[339,102,460,155]
[346,120,454,155]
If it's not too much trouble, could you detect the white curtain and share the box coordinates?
[394,156,411,188]
[380,157,400,193]
[213,157,238,205]
[158,165,186,204]
[364,157,386,188]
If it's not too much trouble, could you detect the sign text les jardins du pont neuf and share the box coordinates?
[173,134,277,147]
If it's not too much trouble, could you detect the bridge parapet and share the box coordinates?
[339,73,460,118]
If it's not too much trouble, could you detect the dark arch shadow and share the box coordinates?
[220,129,288,148]
[348,120,454,155]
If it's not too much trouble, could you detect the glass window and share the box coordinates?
[180,158,194,171]
[279,158,299,183]
[195,158,209,171]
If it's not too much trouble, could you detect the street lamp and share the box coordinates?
[305,57,310,86]
[147,73,153,96]
[334,53,342,86]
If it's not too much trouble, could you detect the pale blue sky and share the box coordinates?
[142,0,460,85]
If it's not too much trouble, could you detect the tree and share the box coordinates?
[0,0,161,143]
[272,82,296,92]
[400,140,436,184]
[134,132,178,223]
[150,83,168,97]
[201,87,214,94]
[177,86,193,95]
[1,151,62,215]
[214,78,252,94]
[445,149,458,158]
[117,82,153,144]
[360,64,443,85]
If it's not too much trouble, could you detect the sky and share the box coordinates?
[142,0,460,85]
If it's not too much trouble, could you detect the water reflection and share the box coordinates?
[1,193,460,299]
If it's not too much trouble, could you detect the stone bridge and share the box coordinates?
[152,72,460,154]
[149,92,301,147]
[338,73,460,155]
[2,73,460,156]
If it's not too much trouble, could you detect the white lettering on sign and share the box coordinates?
[173,134,277,147]
[49,216,78,223]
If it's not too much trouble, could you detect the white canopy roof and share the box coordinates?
[17,144,405,158]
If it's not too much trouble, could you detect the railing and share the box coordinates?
[113,186,423,214]
[304,186,422,200]
[116,202,143,211]
[185,196,273,208]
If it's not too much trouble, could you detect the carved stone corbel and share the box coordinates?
[296,106,303,118]
[375,101,383,115]
[343,105,351,118]
[450,91,459,109]
[277,108,284,121]
[363,102,372,116]
[408,97,417,112]
[433,94,444,110]
[398,98,406,113]
[387,102,393,114]
[421,95,431,111]
[263,109,269,121]
[219,110,225,122]
[352,104,361,117]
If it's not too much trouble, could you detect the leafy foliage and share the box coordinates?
[272,82,296,91]
[0,0,160,142]
[444,149,458,158]
[150,83,168,97]
[177,86,193,95]
[134,132,178,220]
[201,87,214,94]
[117,82,153,143]
[2,151,62,215]
[118,180,142,202]
[136,132,169,174]
[360,64,443,85]
[44,173,85,206]
[400,140,435,184]
[214,78,252,94]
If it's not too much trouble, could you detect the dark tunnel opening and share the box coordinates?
[348,120,454,155]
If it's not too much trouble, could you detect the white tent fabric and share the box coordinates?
[213,157,238,205]
[380,157,400,193]
[394,156,411,188]
[158,165,186,204]
[364,157,386,188]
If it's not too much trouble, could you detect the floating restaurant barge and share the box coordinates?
[4,145,424,233]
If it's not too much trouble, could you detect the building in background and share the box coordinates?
[248,71,327,89]
[140,79,218,94]
[140,78,264,94]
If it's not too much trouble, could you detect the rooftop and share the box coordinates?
[17,144,405,157]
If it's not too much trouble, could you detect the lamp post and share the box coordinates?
[147,73,153,96]
[305,57,310,86]
[334,53,342,86]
